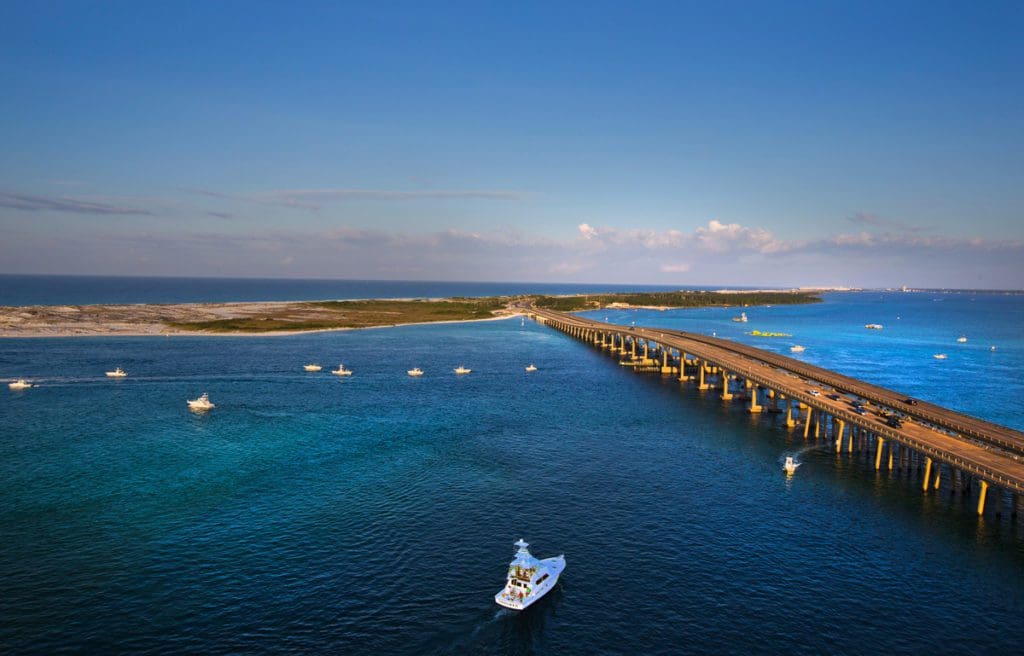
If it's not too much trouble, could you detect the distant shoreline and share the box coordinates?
[0,290,820,338]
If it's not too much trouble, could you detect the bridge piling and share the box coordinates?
[534,308,1024,524]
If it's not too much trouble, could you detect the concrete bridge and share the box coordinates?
[531,307,1024,517]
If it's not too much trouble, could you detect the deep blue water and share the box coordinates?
[2,291,1024,654]
[0,274,692,306]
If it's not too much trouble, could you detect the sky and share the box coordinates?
[1,1,1022,288]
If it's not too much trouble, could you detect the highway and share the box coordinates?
[532,307,1024,498]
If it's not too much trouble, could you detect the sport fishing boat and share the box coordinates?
[303,364,323,372]
[8,379,33,390]
[105,367,128,378]
[495,539,565,610]
[407,367,424,377]
[187,393,215,411]
[454,366,472,375]
[331,364,353,376]
[525,364,538,372]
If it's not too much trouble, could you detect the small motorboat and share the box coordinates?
[990,345,997,352]
[105,367,128,378]
[956,335,967,343]
[407,368,424,377]
[331,364,353,376]
[790,345,805,353]
[187,393,215,411]
[525,364,538,372]
[8,379,33,390]
[495,539,566,610]
[732,312,748,323]
[933,353,948,360]
[783,456,799,475]
[865,324,884,330]
[454,366,472,375]
[303,364,323,372]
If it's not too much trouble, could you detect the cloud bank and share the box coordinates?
[4,217,1018,289]
[0,191,153,216]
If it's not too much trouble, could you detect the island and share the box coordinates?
[0,290,821,337]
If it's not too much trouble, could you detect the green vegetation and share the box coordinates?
[166,290,819,334]
[532,290,821,311]
[168,298,510,333]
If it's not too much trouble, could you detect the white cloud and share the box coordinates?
[7,210,1022,288]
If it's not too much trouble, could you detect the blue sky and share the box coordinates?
[1,1,1022,288]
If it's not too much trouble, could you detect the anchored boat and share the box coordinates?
[407,367,424,377]
[495,539,565,610]
[790,345,805,353]
[303,364,323,372]
[525,364,538,372]
[454,366,472,375]
[187,393,215,411]
[331,364,353,376]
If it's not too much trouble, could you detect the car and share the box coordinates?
[850,400,864,408]
[903,398,919,406]
[807,390,821,397]
[854,407,867,415]
[886,416,903,428]
[826,393,840,401]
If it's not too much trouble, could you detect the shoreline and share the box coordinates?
[0,312,524,339]
[0,290,819,338]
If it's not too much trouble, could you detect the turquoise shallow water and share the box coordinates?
[2,291,1024,654]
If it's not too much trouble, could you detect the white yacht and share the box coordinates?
[789,345,805,353]
[784,456,799,475]
[732,312,748,323]
[525,364,538,372]
[957,335,967,343]
[933,353,948,360]
[8,379,33,390]
[187,393,215,411]
[454,366,472,375]
[105,367,128,378]
[303,364,323,372]
[331,364,353,376]
[407,368,424,377]
[495,539,566,610]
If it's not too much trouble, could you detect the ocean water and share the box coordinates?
[0,274,691,307]
[2,291,1024,654]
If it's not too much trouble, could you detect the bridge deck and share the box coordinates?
[533,308,1024,495]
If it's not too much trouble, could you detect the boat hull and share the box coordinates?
[495,555,565,610]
